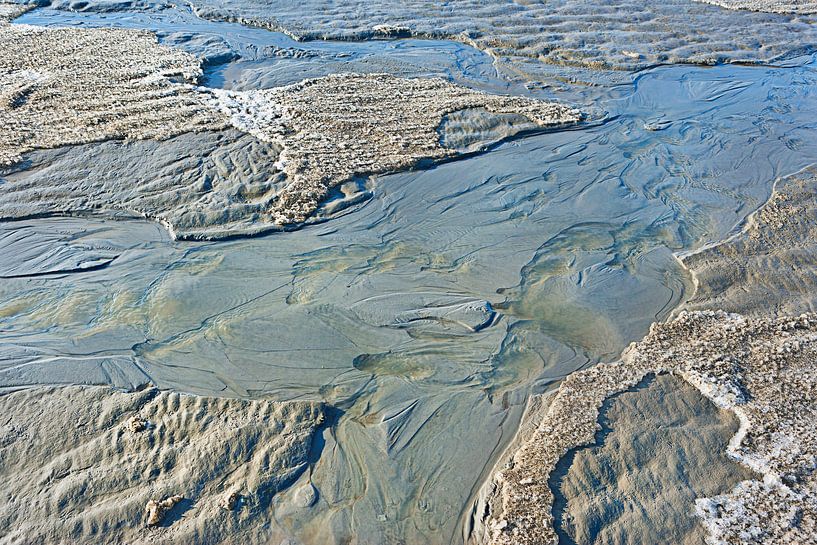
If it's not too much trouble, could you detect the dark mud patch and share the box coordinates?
[549,374,755,545]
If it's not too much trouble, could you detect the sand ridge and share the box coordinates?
[205,73,581,225]
[0,18,227,167]
[550,374,754,544]
[0,10,579,236]
[0,1,29,21]
[683,167,817,318]
[0,385,324,544]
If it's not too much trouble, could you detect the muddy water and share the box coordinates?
[3,6,817,545]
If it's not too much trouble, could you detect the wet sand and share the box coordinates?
[0,13,577,236]
[550,374,754,545]
[684,168,817,318]
[0,386,323,544]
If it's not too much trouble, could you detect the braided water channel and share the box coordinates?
[2,5,817,544]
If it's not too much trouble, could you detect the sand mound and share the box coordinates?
[0,386,323,544]
[0,2,30,21]
[550,374,754,545]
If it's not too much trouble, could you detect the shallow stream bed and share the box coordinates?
[3,5,817,544]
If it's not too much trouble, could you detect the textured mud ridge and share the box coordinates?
[17,6,516,95]
[475,174,817,544]
[206,73,580,224]
[684,168,817,318]
[0,18,225,167]
[0,12,578,237]
[695,0,817,14]
[549,374,754,545]
[0,1,28,20]
[0,386,323,544]
[172,0,817,72]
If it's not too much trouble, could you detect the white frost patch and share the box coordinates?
[203,87,289,146]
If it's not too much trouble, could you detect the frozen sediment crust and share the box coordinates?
[438,107,539,153]
[205,73,581,225]
[0,20,227,167]
[0,385,323,544]
[550,374,754,545]
[684,168,817,318]
[0,1,30,21]
[479,310,817,545]
[473,168,817,545]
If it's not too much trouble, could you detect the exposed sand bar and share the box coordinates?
[16,6,516,94]
[173,0,817,70]
[0,20,226,167]
[205,73,580,224]
[480,310,817,544]
[0,1,28,21]
[0,12,578,236]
